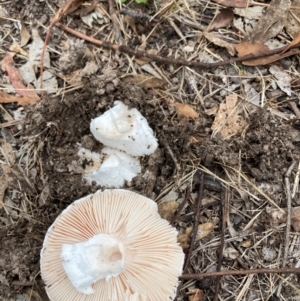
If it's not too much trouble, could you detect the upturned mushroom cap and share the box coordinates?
[40,189,184,301]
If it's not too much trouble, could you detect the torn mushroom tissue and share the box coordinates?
[61,234,125,295]
[79,101,158,188]
[90,101,158,156]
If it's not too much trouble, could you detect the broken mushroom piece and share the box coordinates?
[90,101,158,156]
[40,189,184,301]
[78,147,141,188]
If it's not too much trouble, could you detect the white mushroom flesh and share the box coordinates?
[90,101,158,156]
[61,234,125,294]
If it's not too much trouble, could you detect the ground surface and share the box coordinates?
[1,0,300,300]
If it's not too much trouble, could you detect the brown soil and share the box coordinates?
[1,1,300,300]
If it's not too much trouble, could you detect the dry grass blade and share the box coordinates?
[224,165,284,211]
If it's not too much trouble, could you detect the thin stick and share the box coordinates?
[213,185,227,301]
[180,267,300,279]
[276,161,295,297]
[171,189,190,226]
[288,101,300,118]
[175,174,204,300]
[161,138,181,173]
[55,22,300,69]
[183,173,204,271]
[292,161,300,198]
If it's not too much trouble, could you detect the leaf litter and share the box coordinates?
[1,0,300,300]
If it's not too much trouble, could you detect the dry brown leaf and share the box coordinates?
[223,247,239,259]
[0,139,15,165]
[58,69,84,87]
[234,6,264,19]
[20,21,31,47]
[72,0,97,16]
[235,41,269,57]
[208,8,234,31]
[39,184,50,207]
[196,222,215,240]
[211,94,247,138]
[177,223,214,249]
[242,48,300,66]
[211,0,253,7]
[267,206,300,231]
[123,74,166,89]
[0,90,38,106]
[239,239,253,248]
[203,31,236,56]
[9,43,28,56]
[285,0,300,37]
[174,102,199,119]
[0,53,40,105]
[291,207,300,231]
[124,15,137,35]
[177,229,191,249]
[204,105,219,116]
[158,201,179,221]
[249,0,290,44]
[188,134,204,144]
[59,0,85,14]
[188,289,205,301]
[269,65,292,96]
[1,164,34,195]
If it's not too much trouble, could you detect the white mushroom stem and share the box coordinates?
[61,234,125,295]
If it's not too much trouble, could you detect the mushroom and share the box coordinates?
[40,189,184,301]
[78,147,141,188]
[90,101,158,157]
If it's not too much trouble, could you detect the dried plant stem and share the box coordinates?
[171,189,190,226]
[55,22,300,69]
[183,173,204,272]
[213,185,227,301]
[276,161,295,296]
[181,267,300,279]
[161,138,181,173]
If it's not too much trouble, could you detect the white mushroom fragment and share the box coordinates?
[78,147,141,188]
[90,101,158,156]
[40,190,184,301]
[61,234,125,294]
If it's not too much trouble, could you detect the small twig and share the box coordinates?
[55,22,300,69]
[167,18,186,42]
[120,8,153,21]
[292,161,300,198]
[161,138,181,173]
[174,174,204,300]
[213,185,227,301]
[171,188,190,226]
[276,161,296,297]
[180,267,300,279]
[183,173,204,271]
[0,120,21,128]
